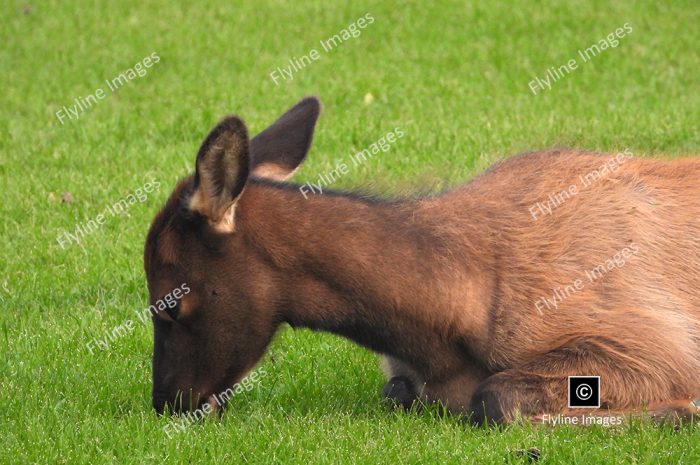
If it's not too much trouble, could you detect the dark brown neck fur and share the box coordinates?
[237,179,495,381]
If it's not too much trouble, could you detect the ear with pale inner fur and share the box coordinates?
[189,116,250,233]
[250,96,321,181]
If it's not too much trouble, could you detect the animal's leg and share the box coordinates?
[380,356,491,413]
[380,356,423,410]
[469,337,700,425]
[417,365,492,413]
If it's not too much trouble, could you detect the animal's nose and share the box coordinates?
[153,390,208,415]
[152,391,170,415]
[152,400,166,415]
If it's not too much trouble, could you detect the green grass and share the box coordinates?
[1,0,699,463]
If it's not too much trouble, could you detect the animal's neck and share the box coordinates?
[239,180,493,379]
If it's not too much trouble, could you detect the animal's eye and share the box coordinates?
[164,302,180,321]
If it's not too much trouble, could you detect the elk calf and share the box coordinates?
[144,97,700,424]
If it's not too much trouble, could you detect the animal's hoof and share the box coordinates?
[382,376,417,410]
[469,387,506,426]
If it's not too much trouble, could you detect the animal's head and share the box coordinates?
[144,97,320,414]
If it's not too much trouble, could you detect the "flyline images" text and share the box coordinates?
[56,52,160,124]
[270,14,374,85]
[529,23,632,95]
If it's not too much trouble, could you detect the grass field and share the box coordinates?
[2,0,699,463]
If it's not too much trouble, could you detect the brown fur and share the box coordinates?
[144,97,700,425]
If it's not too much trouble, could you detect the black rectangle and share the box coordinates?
[567,376,600,408]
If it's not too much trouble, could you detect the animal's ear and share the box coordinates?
[249,96,321,181]
[188,116,250,233]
